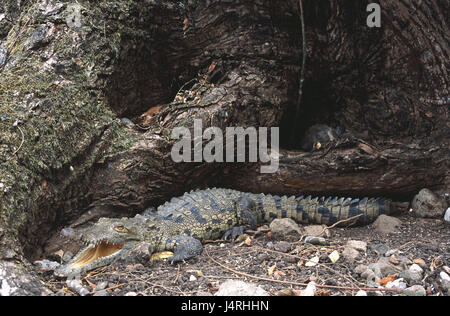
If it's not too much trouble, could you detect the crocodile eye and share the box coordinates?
[114,225,128,233]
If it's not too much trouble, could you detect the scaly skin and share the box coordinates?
[55,188,390,277]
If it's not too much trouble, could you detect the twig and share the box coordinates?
[12,124,24,155]
[318,213,364,237]
[88,283,126,295]
[205,247,402,293]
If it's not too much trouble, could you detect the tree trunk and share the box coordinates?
[0,0,448,295]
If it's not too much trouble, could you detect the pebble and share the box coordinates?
[345,240,367,252]
[411,188,447,218]
[215,280,269,296]
[93,290,109,296]
[444,207,450,224]
[304,236,329,246]
[303,225,325,237]
[385,278,408,290]
[66,279,90,296]
[342,247,360,262]
[189,275,197,282]
[355,290,367,296]
[409,264,423,274]
[273,241,291,253]
[299,282,316,296]
[305,256,319,267]
[368,257,402,278]
[355,264,368,275]
[269,218,302,238]
[372,215,402,234]
[403,285,426,296]
[370,243,390,256]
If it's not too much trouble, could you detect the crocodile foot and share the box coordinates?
[165,236,203,264]
[222,226,245,242]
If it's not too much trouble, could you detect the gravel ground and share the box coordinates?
[39,213,450,296]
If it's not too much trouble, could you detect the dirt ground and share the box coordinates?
[41,213,450,296]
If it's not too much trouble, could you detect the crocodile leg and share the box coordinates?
[222,196,258,241]
[164,235,203,264]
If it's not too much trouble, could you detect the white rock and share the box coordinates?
[355,290,367,296]
[409,263,423,275]
[346,240,367,252]
[444,207,450,223]
[215,280,269,296]
[440,272,450,282]
[189,275,197,282]
[66,279,89,296]
[299,282,316,296]
[305,256,319,267]
[386,278,408,290]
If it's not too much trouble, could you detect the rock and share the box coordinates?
[304,236,329,246]
[385,278,408,290]
[403,285,426,296]
[440,272,450,293]
[215,280,269,296]
[372,215,402,234]
[369,257,402,278]
[370,243,390,256]
[299,282,317,296]
[303,225,325,237]
[95,281,109,291]
[269,218,302,238]
[355,264,368,275]
[444,207,450,224]
[66,279,89,296]
[305,256,320,267]
[399,269,422,284]
[355,290,367,296]
[189,275,197,282]
[342,247,360,262]
[345,240,367,252]
[273,241,291,253]
[411,188,447,218]
[409,263,423,275]
[93,290,109,296]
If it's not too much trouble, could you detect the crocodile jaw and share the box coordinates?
[55,240,127,277]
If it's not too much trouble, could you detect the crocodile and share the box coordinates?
[54,188,391,277]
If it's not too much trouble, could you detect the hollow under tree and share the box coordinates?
[0,0,448,295]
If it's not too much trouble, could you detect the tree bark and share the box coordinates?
[0,0,448,295]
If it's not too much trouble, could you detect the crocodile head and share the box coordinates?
[55,216,145,277]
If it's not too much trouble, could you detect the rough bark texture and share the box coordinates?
[0,0,448,295]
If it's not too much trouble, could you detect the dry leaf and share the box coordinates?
[274,289,298,296]
[273,270,286,278]
[187,269,204,277]
[379,274,396,286]
[268,264,277,276]
[207,61,216,74]
[328,250,339,264]
[316,289,331,296]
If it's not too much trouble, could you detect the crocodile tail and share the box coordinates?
[292,195,391,225]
